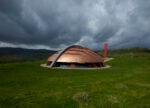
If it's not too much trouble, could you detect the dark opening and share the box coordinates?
[51,62,104,68]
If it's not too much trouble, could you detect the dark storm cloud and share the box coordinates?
[0,0,150,49]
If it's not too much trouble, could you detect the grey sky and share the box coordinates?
[0,0,150,50]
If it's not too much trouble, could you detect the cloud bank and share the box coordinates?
[0,0,150,50]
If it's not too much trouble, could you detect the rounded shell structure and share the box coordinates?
[47,45,104,68]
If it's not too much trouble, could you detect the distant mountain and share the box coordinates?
[0,47,56,63]
[0,47,55,56]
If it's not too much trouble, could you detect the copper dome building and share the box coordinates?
[46,45,105,68]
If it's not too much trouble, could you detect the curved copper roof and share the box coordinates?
[48,45,103,63]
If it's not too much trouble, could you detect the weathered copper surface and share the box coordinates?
[48,45,103,63]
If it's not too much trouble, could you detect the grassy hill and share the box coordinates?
[0,47,55,63]
[0,48,150,107]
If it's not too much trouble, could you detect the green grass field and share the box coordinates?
[0,51,150,108]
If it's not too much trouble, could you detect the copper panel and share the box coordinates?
[48,46,103,63]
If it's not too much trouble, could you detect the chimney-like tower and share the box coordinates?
[104,43,108,60]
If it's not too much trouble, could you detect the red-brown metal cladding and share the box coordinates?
[48,46,103,63]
